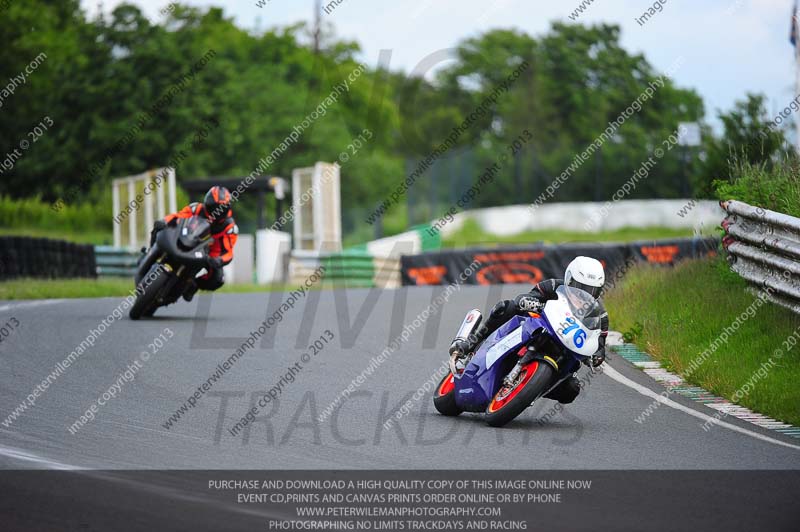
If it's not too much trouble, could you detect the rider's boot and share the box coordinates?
[183,281,199,302]
[544,375,581,404]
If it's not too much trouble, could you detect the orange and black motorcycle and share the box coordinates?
[129,215,212,320]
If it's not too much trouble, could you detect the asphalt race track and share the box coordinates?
[1,286,799,471]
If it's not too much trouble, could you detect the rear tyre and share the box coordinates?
[433,372,462,416]
[129,265,169,320]
[485,361,554,427]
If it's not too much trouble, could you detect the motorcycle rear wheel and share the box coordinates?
[433,372,463,416]
[484,361,554,427]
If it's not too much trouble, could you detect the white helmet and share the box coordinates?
[564,256,605,299]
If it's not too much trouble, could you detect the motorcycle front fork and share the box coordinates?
[503,346,570,388]
[503,347,537,387]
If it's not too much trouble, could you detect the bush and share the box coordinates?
[714,160,800,217]
[0,195,111,234]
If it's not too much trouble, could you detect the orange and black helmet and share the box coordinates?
[203,186,232,221]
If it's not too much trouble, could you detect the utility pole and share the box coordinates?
[313,0,322,55]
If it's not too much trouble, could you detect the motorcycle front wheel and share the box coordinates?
[129,265,169,320]
[433,371,463,416]
[484,361,554,427]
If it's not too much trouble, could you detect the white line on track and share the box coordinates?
[0,299,65,313]
[603,364,800,452]
[0,444,82,470]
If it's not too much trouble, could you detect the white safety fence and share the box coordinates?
[112,167,177,249]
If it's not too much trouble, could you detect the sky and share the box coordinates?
[82,0,799,128]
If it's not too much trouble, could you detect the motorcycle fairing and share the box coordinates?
[453,315,552,412]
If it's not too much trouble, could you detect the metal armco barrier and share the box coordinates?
[0,236,96,280]
[721,199,800,314]
[94,246,140,277]
[401,237,719,286]
[289,250,401,288]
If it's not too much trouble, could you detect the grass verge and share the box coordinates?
[0,278,134,300]
[604,257,800,426]
[0,278,324,301]
[0,227,113,245]
[442,219,700,248]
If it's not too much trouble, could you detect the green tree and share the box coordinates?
[699,93,790,195]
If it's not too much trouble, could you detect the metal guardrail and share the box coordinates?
[721,199,800,314]
[290,251,401,288]
[94,246,139,277]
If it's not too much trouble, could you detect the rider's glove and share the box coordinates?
[206,256,224,270]
[590,349,606,368]
[149,220,167,247]
[515,295,543,313]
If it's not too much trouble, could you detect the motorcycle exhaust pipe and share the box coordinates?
[454,309,483,345]
[449,309,483,377]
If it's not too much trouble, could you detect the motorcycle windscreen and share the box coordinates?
[560,284,602,329]
[178,217,211,250]
[543,286,601,357]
